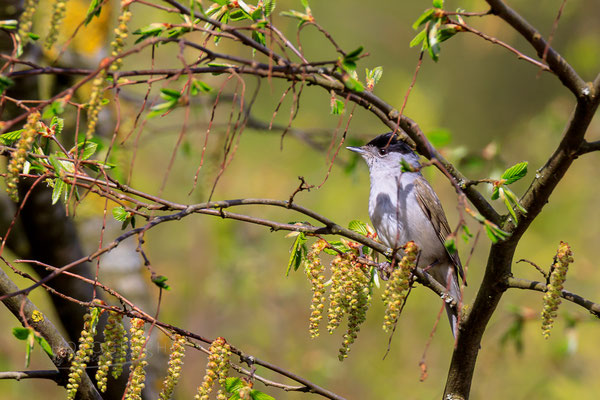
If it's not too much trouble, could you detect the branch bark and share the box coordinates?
[0,266,101,399]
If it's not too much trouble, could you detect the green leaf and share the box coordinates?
[461,224,472,242]
[264,0,276,17]
[25,331,34,367]
[427,21,441,61]
[34,334,54,358]
[322,240,350,255]
[400,158,416,172]
[48,153,63,175]
[51,178,65,205]
[152,275,171,290]
[503,187,527,213]
[301,0,310,9]
[250,390,276,400]
[484,224,498,243]
[12,327,30,340]
[252,30,266,47]
[348,220,368,236]
[27,32,39,40]
[42,101,65,118]
[286,232,307,276]
[409,29,427,48]
[501,161,528,185]
[499,187,518,224]
[0,75,14,94]
[330,98,345,115]
[432,0,444,8]
[365,66,383,89]
[85,0,103,26]
[133,23,167,44]
[160,88,182,100]
[444,237,457,253]
[225,377,244,393]
[412,8,435,30]
[0,129,23,145]
[74,141,98,160]
[343,75,364,92]
[112,206,130,222]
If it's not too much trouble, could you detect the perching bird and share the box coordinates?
[347,132,463,335]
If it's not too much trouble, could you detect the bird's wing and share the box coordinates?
[414,177,465,281]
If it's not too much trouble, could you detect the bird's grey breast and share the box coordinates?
[368,172,415,248]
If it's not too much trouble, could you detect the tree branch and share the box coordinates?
[507,277,600,318]
[0,266,101,399]
[0,370,61,382]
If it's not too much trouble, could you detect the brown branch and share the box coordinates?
[576,140,600,155]
[0,370,61,382]
[507,277,600,318]
[0,266,101,399]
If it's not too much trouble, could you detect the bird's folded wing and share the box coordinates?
[414,178,465,281]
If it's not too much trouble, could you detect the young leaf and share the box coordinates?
[444,237,457,253]
[34,334,54,357]
[286,232,307,276]
[412,8,435,30]
[0,75,14,94]
[112,206,130,222]
[348,220,368,236]
[0,129,23,145]
[250,390,276,400]
[499,187,518,224]
[51,178,65,205]
[501,161,528,185]
[264,0,276,16]
[225,377,245,393]
[410,29,427,48]
[330,98,345,115]
[74,141,98,160]
[85,0,103,25]
[152,275,171,290]
[432,0,444,8]
[12,327,30,340]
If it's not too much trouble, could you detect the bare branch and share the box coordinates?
[0,370,61,382]
[507,277,600,318]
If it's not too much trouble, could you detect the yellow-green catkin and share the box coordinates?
[338,259,371,360]
[327,253,353,334]
[110,1,132,71]
[66,307,101,400]
[85,70,106,139]
[124,318,148,400]
[306,240,327,338]
[44,0,68,49]
[382,241,419,332]
[541,241,574,339]
[158,334,187,400]
[17,0,40,45]
[195,337,231,400]
[95,311,128,392]
[5,111,40,201]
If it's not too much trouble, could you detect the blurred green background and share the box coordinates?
[1,0,600,399]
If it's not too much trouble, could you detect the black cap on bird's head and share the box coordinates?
[347,132,415,158]
[365,132,414,155]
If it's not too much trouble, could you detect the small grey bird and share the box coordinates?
[347,132,463,335]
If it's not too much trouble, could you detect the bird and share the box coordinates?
[347,132,464,335]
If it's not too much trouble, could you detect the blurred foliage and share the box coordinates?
[1,0,600,399]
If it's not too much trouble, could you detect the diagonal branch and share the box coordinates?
[0,266,101,399]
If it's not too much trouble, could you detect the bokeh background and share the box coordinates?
[1,0,599,399]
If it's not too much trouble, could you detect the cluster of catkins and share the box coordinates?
[195,337,231,400]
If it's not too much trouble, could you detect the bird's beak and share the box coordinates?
[346,146,366,155]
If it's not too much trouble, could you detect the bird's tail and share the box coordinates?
[443,266,462,338]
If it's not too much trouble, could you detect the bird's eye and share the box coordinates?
[379,148,387,155]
